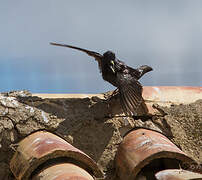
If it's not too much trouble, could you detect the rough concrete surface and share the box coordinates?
[0,90,201,179]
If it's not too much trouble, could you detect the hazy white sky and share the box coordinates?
[0,0,201,93]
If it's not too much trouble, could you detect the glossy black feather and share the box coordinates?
[50,42,153,116]
[115,66,143,116]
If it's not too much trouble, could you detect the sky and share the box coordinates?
[0,0,201,93]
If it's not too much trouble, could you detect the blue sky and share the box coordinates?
[0,0,201,93]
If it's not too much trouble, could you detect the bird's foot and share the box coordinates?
[107,88,119,100]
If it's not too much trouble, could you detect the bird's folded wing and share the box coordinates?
[117,73,143,116]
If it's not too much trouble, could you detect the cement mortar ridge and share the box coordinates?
[0,89,201,179]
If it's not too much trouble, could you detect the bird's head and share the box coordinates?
[103,51,116,73]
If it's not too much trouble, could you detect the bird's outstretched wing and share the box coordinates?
[50,42,103,70]
[117,73,143,116]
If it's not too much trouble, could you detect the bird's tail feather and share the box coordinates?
[137,65,153,79]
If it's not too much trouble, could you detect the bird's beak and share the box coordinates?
[110,60,115,73]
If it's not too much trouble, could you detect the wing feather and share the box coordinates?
[50,42,103,71]
[117,73,143,116]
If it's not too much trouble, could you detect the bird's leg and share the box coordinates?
[107,88,119,100]
[105,88,120,118]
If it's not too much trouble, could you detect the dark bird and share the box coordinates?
[50,42,153,116]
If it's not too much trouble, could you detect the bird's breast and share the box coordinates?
[101,66,118,87]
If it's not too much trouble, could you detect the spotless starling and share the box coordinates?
[50,42,153,116]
